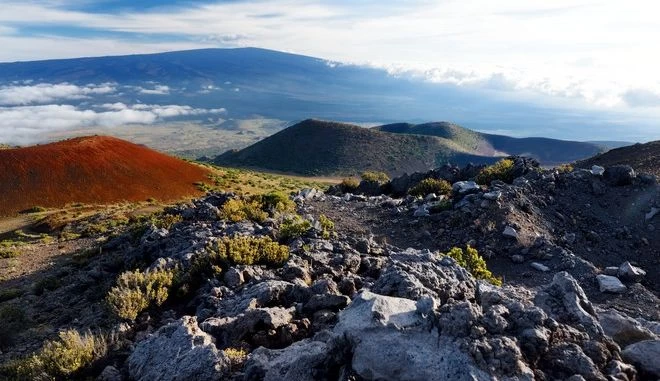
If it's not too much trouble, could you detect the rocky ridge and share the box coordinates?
[2,160,659,380]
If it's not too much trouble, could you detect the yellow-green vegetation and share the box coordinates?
[428,199,453,213]
[475,159,515,185]
[340,177,360,192]
[556,163,574,173]
[220,198,268,223]
[318,214,335,239]
[360,171,390,183]
[2,329,107,379]
[257,192,296,214]
[408,178,452,197]
[196,164,334,196]
[0,248,21,259]
[106,268,175,320]
[20,206,47,214]
[223,347,248,371]
[207,236,290,267]
[445,246,502,286]
[279,215,312,241]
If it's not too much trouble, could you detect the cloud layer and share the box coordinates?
[0,102,226,145]
[0,83,116,105]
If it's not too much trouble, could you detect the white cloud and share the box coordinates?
[139,85,170,95]
[622,88,660,108]
[0,83,116,105]
[0,103,226,145]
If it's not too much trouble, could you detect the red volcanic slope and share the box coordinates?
[0,136,210,216]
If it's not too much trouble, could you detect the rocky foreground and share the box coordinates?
[2,160,659,380]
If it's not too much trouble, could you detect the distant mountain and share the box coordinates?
[374,122,604,164]
[215,119,506,176]
[576,140,660,177]
[0,48,645,144]
[0,136,209,215]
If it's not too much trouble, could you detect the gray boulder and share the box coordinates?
[597,309,657,347]
[452,181,480,195]
[128,316,229,381]
[603,165,636,186]
[596,275,627,294]
[617,261,646,282]
[333,290,496,381]
[622,340,660,378]
[200,307,295,347]
[535,272,603,337]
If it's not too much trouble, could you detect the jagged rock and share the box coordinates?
[483,191,502,201]
[639,174,657,185]
[223,267,244,288]
[622,340,660,378]
[215,280,302,316]
[200,307,295,347]
[598,309,657,347]
[413,204,429,217]
[531,262,550,272]
[452,181,480,195]
[596,275,627,294]
[303,294,350,313]
[535,272,603,337]
[128,316,229,381]
[503,226,519,240]
[546,343,603,380]
[645,207,658,221]
[603,165,636,186]
[617,262,646,283]
[333,291,494,381]
[243,332,347,381]
[591,165,605,176]
[98,366,123,381]
[371,249,476,304]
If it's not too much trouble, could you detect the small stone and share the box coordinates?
[617,262,646,282]
[596,275,627,294]
[511,255,525,264]
[503,226,519,239]
[531,262,550,272]
[564,232,576,244]
[452,181,480,194]
[646,207,659,221]
[413,205,429,217]
[591,165,605,176]
[223,268,244,288]
[483,191,502,201]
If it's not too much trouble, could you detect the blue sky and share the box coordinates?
[0,0,659,141]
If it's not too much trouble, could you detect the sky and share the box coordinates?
[0,0,659,142]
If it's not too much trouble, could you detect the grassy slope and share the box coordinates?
[375,122,603,164]
[215,119,498,176]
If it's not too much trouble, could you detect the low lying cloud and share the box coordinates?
[139,85,170,95]
[0,103,226,145]
[0,83,116,105]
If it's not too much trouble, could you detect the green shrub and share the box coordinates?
[556,163,574,173]
[360,171,390,183]
[207,236,289,267]
[220,199,268,223]
[258,192,295,214]
[2,329,107,379]
[409,178,452,197]
[475,159,515,185]
[318,214,335,239]
[340,178,360,192]
[445,246,501,286]
[106,269,174,320]
[224,347,248,371]
[428,199,453,213]
[279,216,312,241]
[0,248,21,259]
